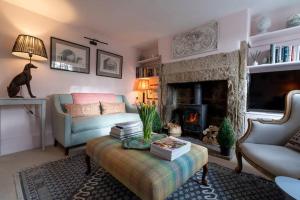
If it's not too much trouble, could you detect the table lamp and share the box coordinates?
[134,79,149,103]
[8,34,48,98]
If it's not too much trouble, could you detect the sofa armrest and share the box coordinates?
[122,96,138,113]
[52,96,72,147]
[126,104,138,113]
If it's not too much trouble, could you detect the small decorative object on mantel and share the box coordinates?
[172,20,218,58]
[202,125,219,145]
[250,50,261,66]
[8,34,48,98]
[50,37,90,74]
[137,103,157,143]
[287,14,300,28]
[216,118,235,156]
[96,49,123,79]
[256,15,271,33]
[167,122,182,137]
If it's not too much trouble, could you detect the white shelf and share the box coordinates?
[250,26,300,47]
[137,56,160,64]
[247,61,300,73]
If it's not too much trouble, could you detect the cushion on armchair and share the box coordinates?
[240,143,300,178]
[285,129,300,152]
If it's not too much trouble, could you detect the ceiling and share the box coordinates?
[4,0,300,47]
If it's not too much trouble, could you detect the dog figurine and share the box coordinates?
[7,63,37,98]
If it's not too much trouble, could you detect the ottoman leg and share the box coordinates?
[85,155,91,175]
[202,163,208,186]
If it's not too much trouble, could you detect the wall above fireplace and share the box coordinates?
[159,43,247,135]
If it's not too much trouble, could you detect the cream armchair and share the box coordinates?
[235,90,300,179]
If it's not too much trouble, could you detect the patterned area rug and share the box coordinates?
[16,153,284,200]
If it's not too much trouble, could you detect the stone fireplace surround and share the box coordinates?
[159,42,247,135]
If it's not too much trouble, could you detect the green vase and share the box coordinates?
[143,120,153,143]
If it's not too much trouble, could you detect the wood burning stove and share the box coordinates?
[172,83,208,137]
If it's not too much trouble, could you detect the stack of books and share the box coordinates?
[150,136,191,161]
[110,121,143,140]
[270,44,300,64]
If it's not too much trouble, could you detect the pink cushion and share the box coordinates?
[72,93,117,104]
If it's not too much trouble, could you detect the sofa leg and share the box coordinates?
[85,155,91,175]
[54,139,58,147]
[201,163,208,186]
[235,148,243,173]
[65,147,69,156]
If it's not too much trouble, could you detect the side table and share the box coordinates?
[275,176,300,200]
[0,98,47,154]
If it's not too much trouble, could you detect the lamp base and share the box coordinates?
[7,62,37,98]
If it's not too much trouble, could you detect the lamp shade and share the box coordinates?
[135,79,149,91]
[12,34,48,61]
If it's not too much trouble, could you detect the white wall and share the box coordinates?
[0,2,137,155]
[251,5,300,36]
[158,9,250,64]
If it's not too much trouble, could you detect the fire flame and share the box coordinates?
[186,113,199,123]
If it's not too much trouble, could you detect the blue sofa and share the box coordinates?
[51,94,140,155]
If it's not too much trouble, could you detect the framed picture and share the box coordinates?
[147,90,158,99]
[50,37,90,74]
[96,49,123,79]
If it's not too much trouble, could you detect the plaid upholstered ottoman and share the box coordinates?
[86,136,208,200]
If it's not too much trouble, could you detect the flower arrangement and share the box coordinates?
[137,103,157,142]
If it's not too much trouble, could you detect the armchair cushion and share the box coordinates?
[285,130,300,152]
[71,113,140,133]
[240,143,300,178]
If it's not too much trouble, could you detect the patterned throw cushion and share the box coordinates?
[101,102,125,115]
[65,103,101,117]
[285,130,300,152]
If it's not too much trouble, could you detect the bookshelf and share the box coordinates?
[136,56,161,78]
[247,61,300,73]
[248,26,300,70]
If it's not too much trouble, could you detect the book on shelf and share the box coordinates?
[269,43,300,64]
[150,136,191,161]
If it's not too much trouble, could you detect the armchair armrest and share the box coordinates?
[239,117,298,146]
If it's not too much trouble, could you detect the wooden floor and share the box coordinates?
[0,145,265,200]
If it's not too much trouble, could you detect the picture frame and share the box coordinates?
[96,49,123,79]
[147,90,158,99]
[50,37,90,74]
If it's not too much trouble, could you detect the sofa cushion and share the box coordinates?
[71,113,140,133]
[65,103,101,117]
[240,143,300,178]
[72,93,117,104]
[101,102,125,114]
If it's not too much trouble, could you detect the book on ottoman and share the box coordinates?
[110,121,143,140]
[150,136,191,161]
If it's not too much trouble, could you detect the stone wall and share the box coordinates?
[159,43,247,135]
